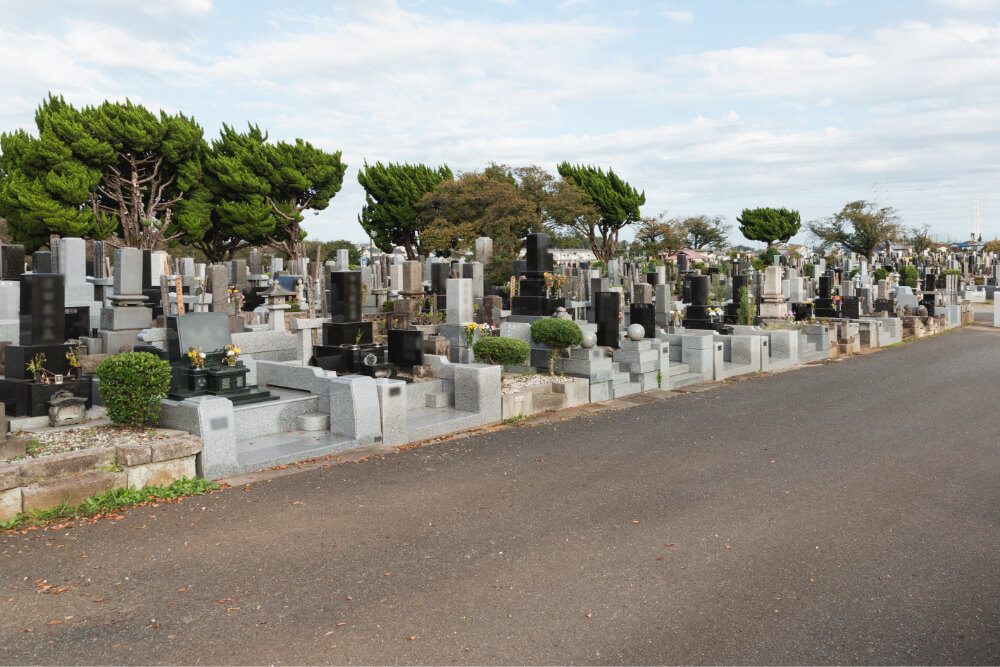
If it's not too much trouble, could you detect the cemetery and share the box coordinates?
[0,228,993,521]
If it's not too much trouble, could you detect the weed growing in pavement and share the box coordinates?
[0,476,220,531]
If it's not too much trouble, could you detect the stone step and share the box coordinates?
[612,371,632,386]
[669,372,704,389]
[668,362,690,376]
[424,392,453,408]
[295,412,330,432]
[612,381,641,398]
[231,393,320,443]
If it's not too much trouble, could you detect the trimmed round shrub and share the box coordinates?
[381,299,395,312]
[898,265,919,289]
[95,352,173,428]
[473,336,530,366]
[872,268,889,282]
[530,318,584,375]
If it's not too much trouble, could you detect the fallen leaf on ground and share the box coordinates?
[408,635,416,640]
[46,620,62,625]
[93,598,107,603]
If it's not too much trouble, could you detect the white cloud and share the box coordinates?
[933,0,1000,10]
[661,8,694,23]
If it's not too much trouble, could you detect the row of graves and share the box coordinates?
[0,234,989,482]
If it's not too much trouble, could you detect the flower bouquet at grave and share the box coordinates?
[463,322,481,347]
[26,352,48,383]
[66,347,82,378]
[188,346,206,369]
[228,288,245,310]
[222,344,241,367]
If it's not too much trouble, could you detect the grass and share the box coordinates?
[502,414,528,427]
[0,476,220,532]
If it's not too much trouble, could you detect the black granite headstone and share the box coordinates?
[841,296,860,319]
[388,329,424,367]
[31,251,52,274]
[431,262,451,294]
[594,292,620,348]
[677,253,688,273]
[64,306,91,341]
[682,275,714,330]
[524,233,554,276]
[20,274,65,345]
[629,302,656,338]
[326,271,362,323]
[1,245,25,281]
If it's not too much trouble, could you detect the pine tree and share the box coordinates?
[0,95,211,250]
[263,139,345,261]
[357,161,453,259]
[554,163,645,262]
[737,207,801,248]
[0,95,111,251]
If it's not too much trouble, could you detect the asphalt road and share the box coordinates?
[2,326,999,665]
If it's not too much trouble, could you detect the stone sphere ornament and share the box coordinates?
[580,331,597,349]
[627,323,645,341]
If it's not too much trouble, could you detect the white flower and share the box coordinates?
[226,350,235,356]
[200,353,207,359]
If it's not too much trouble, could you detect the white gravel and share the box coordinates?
[9,424,172,460]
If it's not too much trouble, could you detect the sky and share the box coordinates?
[2,0,999,247]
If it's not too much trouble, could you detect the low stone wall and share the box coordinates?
[0,430,201,522]
[500,377,589,420]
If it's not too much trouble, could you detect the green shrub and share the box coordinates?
[95,352,173,428]
[898,265,919,289]
[473,336,530,366]
[872,268,889,282]
[530,318,583,376]
[382,299,395,312]
[937,269,961,288]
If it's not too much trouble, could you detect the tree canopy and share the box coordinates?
[358,161,452,259]
[0,95,213,252]
[263,138,346,261]
[635,213,687,258]
[184,123,275,263]
[555,163,644,263]
[416,169,535,284]
[906,224,935,254]
[737,207,801,247]
[682,214,731,251]
[808,200,903,260]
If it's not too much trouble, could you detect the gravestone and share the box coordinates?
[0,274,91,417]
[475,237,493,266]
[400,261,423,297]
[0,245,25,281]
[447,278,473,324]
[629,302,656,338]
[31,251,52,273]
[387,329,424,367]
[682,275,715,329]
[161,313,275,405]
[337,249,350,270]
[814,274,839,318]
[511,233,556,317]
[100,248,153,353]
[594,292,620,348]
[841,296,860,319]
